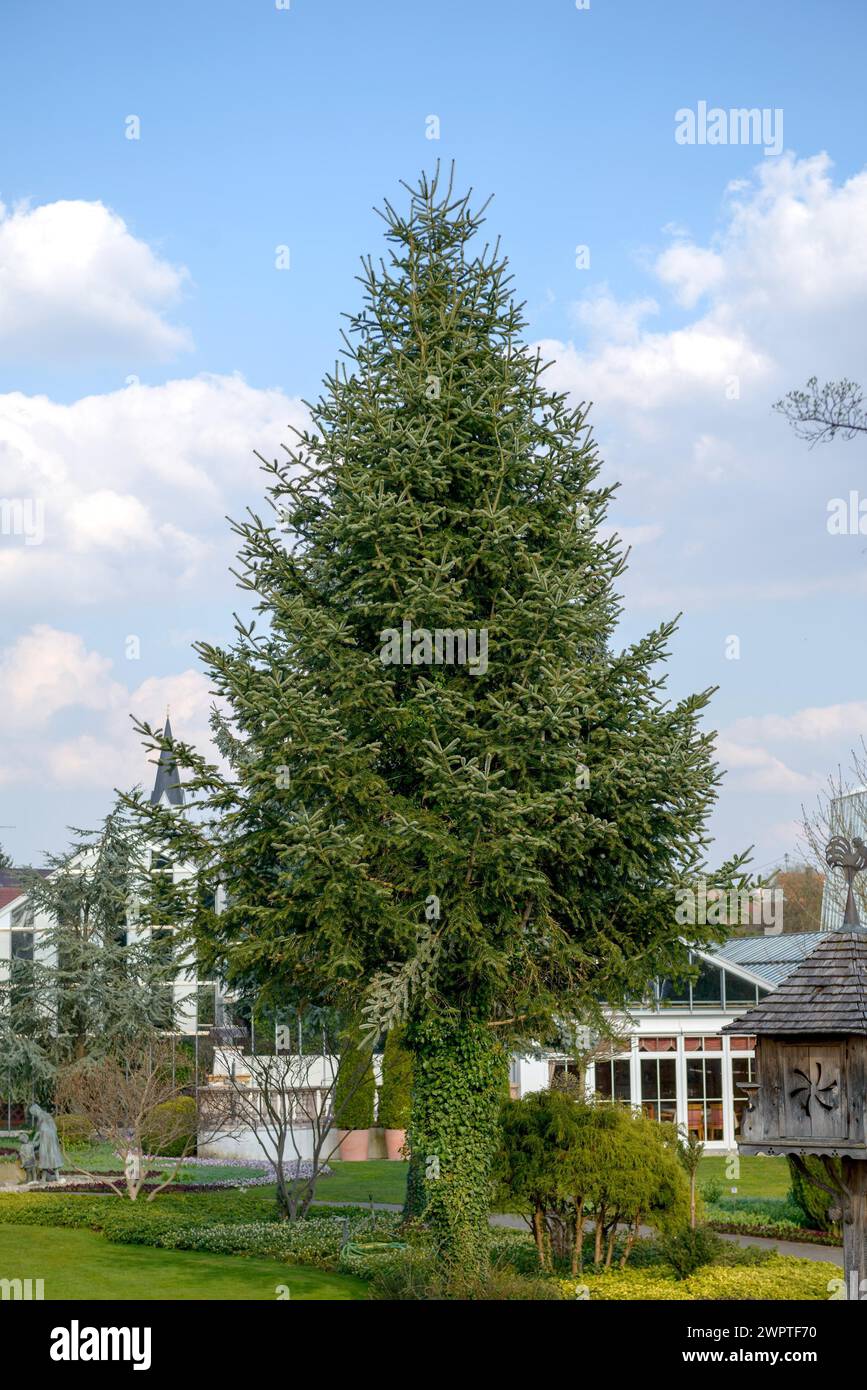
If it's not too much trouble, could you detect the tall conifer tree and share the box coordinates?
[133,168,744,1274]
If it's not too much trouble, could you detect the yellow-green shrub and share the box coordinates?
[558,1255,839,1301]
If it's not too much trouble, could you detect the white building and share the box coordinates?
[511,933,824,1152]
[0,718,210,1128]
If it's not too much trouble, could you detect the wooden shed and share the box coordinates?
[724,927,867,1296]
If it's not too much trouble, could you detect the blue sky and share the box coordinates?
[2,0,867,875]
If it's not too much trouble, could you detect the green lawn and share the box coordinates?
[698,1154,791,1199]
[317,1159,408,1205]
[320,1155,793,1206]
[0,1225,365,1300]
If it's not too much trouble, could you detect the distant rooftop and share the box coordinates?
[710,932,825,988]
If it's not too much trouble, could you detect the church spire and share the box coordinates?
[149,713,185,808]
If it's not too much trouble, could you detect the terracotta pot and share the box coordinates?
[337,1128,370,1162]
[384,1128,407,1162]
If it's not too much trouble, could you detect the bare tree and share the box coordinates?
[774,376,867,447]
[55,1040,233,1201]
[799,746,867,927]
[206,1020,375,1222]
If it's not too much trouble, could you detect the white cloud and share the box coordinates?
[715,736,817,795]
[0,373,307,608]
[535,151,867,614]
[728,702,867,746]
[0,626,119,730]
[654,243,724,308]
[0,625,217,792]
[0,198,192,362]
[571,287,659,344]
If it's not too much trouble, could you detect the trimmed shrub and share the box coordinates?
[334,1029,375,1130]
[54,1114,93,1150]
[495,1091,689,1271]
[364,1247,564,1300]
[377,1026,412,1130]
[660,1224,723,1278]
[140,1097,197,1158]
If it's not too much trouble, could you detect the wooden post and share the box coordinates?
[842,1158,867,1301]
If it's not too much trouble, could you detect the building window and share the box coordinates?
[656,975,690,1008]
[724,970,758,1006]
[691,958,723,1008]
[729,1035,756,1051]
[10,930,34,963]
[686,1056,724,1141]
[638,1036,676,1052]
[595,1057,631,1104]
[640,1057,677,1124]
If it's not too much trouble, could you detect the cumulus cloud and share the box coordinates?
[728,702,867,746]
[716,735,817,795]
[0,373,307,609]
[0,626,217,791]
[537,152,867,613]
[0,198,192,362]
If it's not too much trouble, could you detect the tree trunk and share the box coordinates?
[841,1158,867,1300]
[532,1206,547,1269]
[620,1215,639,1270]
[402,1148,427,1222]
[571,1198,584,1277]
[594,1209,604,1265]
[406,1015,507,1282]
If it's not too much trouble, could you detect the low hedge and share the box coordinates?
[559,1255,839,1301]
[0,1191,401,1273]
[705,1198,841,1247]
[0,1187,280,1235]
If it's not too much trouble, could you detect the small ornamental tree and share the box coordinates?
[788,1154,843,1233]
[495,1088,594,1273]
[378,1025,413,1130]
[128,168,748,1277]
[0,802,180,1104]
[496,1093,689,1273]
[334,1027,375,1131]
[55,1042,225,1201]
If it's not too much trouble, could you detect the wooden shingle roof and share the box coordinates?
[723,930,867,1036]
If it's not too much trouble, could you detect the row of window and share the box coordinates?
[655,955,765,1011]
[594,1052,757,1142]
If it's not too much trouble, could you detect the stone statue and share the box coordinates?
[28,1104,65,1182]
[18,1134,38,1183]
